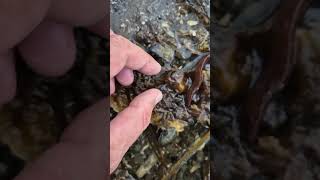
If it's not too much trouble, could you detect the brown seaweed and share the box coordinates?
[241,0,313,142]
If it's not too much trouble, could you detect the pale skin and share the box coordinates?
[110,30,163,173]
[0,0,162,179]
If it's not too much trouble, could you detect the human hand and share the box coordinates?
[0,1,108,180]
[109,31,163,173]
[0,0,107,106]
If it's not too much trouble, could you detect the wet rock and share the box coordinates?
[159,128,177,145]
[150,44,175,63]
[176,47,192,60]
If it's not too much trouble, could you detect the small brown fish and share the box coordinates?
[186,54,210,107]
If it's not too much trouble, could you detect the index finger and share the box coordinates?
[110,31,161,78]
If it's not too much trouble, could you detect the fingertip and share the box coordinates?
[129,88,162,108]
[18,21,76,77]
[126,48,161,75]
[139,58,162,75]
[154,89,163,104]
[116,68,134,86]
[110,32,162,76]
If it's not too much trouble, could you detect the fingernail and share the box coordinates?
[155,92,163,104]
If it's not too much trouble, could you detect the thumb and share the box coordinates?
[110,88,162,173]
